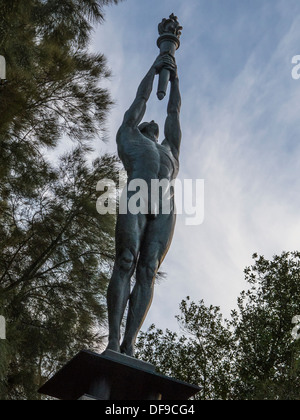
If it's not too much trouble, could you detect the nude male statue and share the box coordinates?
[106,54,181,356]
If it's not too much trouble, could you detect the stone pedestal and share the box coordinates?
[38,350,200,400]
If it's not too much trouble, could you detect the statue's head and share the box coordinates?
[139,121,159,143]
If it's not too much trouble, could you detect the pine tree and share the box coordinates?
[0,0,124,399]
[0,149,120,399]
[0,0,121,181]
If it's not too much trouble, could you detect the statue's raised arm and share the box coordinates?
[162,66,182,159]
[121,56,175,130]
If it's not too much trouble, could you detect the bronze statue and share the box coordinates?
[106,15,182,357]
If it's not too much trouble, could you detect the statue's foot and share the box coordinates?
[120,343,134,357]
[106,339,121,353]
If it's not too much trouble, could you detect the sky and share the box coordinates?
[91,0,300,333]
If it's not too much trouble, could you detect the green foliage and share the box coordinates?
[136,252,300,400]
[231,252,300,399]
[136,300,235,400]
[0,0,123,184]
[0,149,120,400]
[0,0,123,400]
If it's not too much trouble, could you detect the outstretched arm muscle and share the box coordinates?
[163,76,182,157]
[122,66,156,128]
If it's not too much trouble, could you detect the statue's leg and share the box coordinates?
[106,212,147,353]
[120,212,176,356]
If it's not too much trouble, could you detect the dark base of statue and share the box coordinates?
[38,349,200,400]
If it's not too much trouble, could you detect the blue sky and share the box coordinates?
[92,0,300,333]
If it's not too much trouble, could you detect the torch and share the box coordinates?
[157,14,182,100]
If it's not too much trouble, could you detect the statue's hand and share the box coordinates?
[153,54,177,76]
